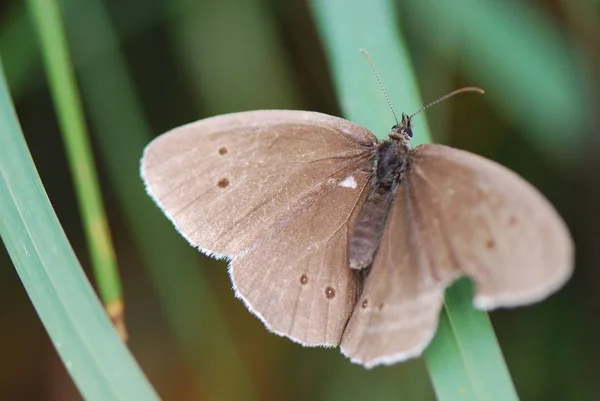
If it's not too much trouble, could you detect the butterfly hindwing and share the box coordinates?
[340,183,447,367]
[231,169,372,345]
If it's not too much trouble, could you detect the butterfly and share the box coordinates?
[140,96,573,368]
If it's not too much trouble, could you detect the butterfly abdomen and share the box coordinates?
[348,188,395,270]
[348,140,407,270]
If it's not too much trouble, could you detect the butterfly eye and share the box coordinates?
[391,124,398,130]
[403,128,413,138]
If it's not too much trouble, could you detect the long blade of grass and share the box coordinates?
[310,0,519,399]
[0,59,159,401]
[25,0,125,333]
[58,0,258,399]
[428,279,519,400]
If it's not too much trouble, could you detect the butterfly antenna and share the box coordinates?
[359,49,399,126]
[409,87,485,119]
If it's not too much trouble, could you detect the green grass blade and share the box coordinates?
[0,59,159,401]
[310,0,519,399]
[58,0,258,399]
[427,279,519,400]
[310,0,429,143]
[25,0,124,327]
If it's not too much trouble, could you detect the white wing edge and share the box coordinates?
[226,262,339,349]
[140,143,233,261]
[339,318,438,369]
[473,261,574,310]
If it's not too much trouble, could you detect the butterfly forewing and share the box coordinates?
[231,169,372,345]
[141,110,377,257]
[141,110,378,346]
[408,144,573,309]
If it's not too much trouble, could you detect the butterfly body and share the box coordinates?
[141,109,573,368]
[348,114,412,270]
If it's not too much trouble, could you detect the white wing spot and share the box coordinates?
[339,175,357,189]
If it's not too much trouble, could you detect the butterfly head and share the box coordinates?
[389,113,413,142]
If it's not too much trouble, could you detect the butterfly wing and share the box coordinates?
[409,144,573,309]
[230,169,371,345]
[341,143,573,367]
[141,110,377,345]
[340,183,445,367]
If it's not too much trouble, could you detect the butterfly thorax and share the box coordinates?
[348,119,413,272]
[376,140,409,190]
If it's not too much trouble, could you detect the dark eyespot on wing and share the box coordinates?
[218,146,228,155]
[217,178,230,188]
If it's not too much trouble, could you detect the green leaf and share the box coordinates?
[0,59,159,401]
[427,279,519,401]
[58,0,258,398]
[26,0,123,319]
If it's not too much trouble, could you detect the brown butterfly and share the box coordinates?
[141,92,573,368]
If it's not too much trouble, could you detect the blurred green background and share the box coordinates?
[0,0,597,400]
